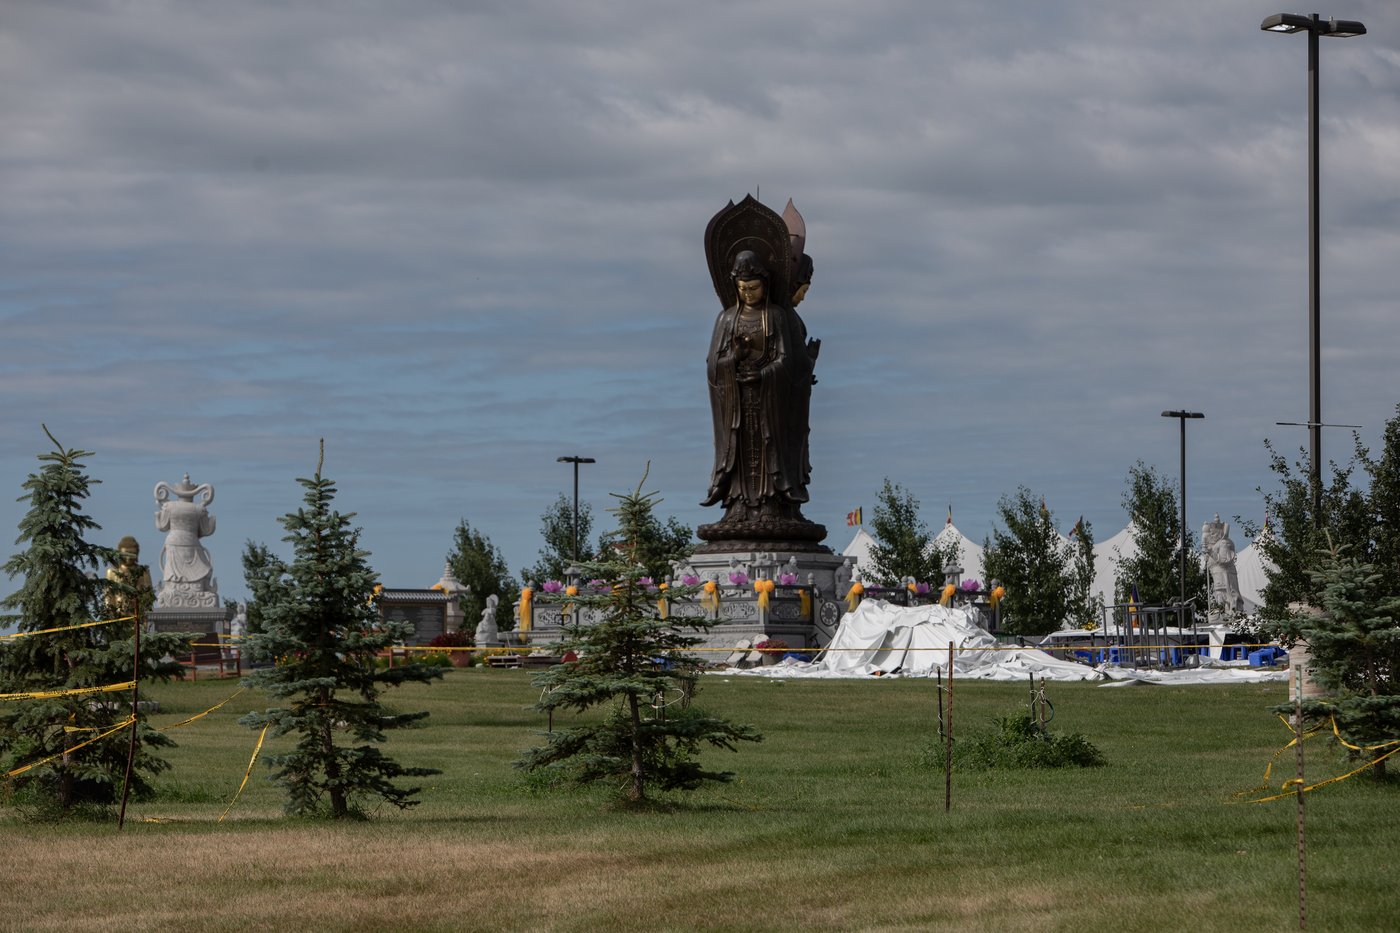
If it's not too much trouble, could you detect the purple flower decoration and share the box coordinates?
[681,574,701,586]
[542,580,564,593]
[914,582,931,595]
[961,579,982,593]
[778,573,798,585]
[728,572,749,586]
[639,576,654,586]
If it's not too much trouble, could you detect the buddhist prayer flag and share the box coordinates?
[946,504,953,526]
[846,507,862,526]
[1068,516,1083,540]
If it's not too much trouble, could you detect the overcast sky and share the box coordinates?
[4,1,1400,606]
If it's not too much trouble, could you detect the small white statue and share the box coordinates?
[1202,514,1245,619]
[475,594,500,645]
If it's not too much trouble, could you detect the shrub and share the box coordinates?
[921,713,1105,771]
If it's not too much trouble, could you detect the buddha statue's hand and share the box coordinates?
[807,337,821,359]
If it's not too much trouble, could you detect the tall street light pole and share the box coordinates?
[1161,411,1204,618]
[556,456,595,563]
[1261,12,1366,521]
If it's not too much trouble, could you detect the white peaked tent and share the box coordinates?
[840,523,985,585]
[1091,523,1138,611]
[1235,529,1276,610]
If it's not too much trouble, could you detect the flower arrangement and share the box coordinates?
[778,572,798,585]
[728,571,749,586]
[961,578,982,593]
[542,580,564,593]
[753,638,789,653]
[681,574,701,586]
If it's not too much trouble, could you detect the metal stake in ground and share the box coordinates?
[1295,665,1307,929]
[118,608,141,830]
[935,669,944,741]
[944,641,954,813]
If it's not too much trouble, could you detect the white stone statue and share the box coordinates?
[1202,514,1245,620]
[153,473,219,608]
[227,601,247,659]
[475,594,500,645]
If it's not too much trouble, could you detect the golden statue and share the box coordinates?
[105,535,154,620]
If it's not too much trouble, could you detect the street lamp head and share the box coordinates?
[1261,13,1312,33]
[1323,18,1366,38]
[556,456,597,464]
[1161,410,1205,419]
[1260,13,1366,37]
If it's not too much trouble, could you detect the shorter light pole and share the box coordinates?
[556,456,595,563]
[1161,411,1204,619]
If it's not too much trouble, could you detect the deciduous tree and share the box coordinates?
[445,519,517,631]
[982,488,1071,636]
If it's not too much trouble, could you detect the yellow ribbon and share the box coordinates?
[754,579,775,610]
[0,681,135,701]
[844,582,864,613]
[219,723,271,822]
[989,585,1005,608]
[798,588,811,620]
[701,580,719,613]
[518,588,533,633]
[0,616,133,641]
[939,584,956,607]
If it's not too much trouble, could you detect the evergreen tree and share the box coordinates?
[866,479,950,587]
[595,510,695,584]
[982,488,1072,636]
[1116,462,1206,609]
[1275,546,1400,779]
[445,519,517,630]
[238,540,275,634]
[521,494,594,585]
[517,471,760,803]
[239,443,442,818]
[0,428,183,816]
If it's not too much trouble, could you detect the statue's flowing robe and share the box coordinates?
[703,299,814,511]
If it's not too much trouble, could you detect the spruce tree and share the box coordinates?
[517,471,761,803]
[239,443,442,818]
[0,428,183,816]
[1275,546,1400,779]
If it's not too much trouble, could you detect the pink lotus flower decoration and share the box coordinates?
[778,573,798,585]
[728,572,748,586]
[542,580,564,593]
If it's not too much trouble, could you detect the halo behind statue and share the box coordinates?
[704,195,793,310]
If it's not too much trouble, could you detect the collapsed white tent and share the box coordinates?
[731,600,1102,682]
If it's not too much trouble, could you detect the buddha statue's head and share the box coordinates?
[791,253,814,307]
[117,535,140,566]
[731,251,768,308]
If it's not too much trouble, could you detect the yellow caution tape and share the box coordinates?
[0,681,135,701]
[0,616,134,641]
[1241,714,1400,803]
[219,723,270,822]
[4,717,135,778]
[156,688,247,732]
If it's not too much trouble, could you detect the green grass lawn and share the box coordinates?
[1,670,1395,932]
